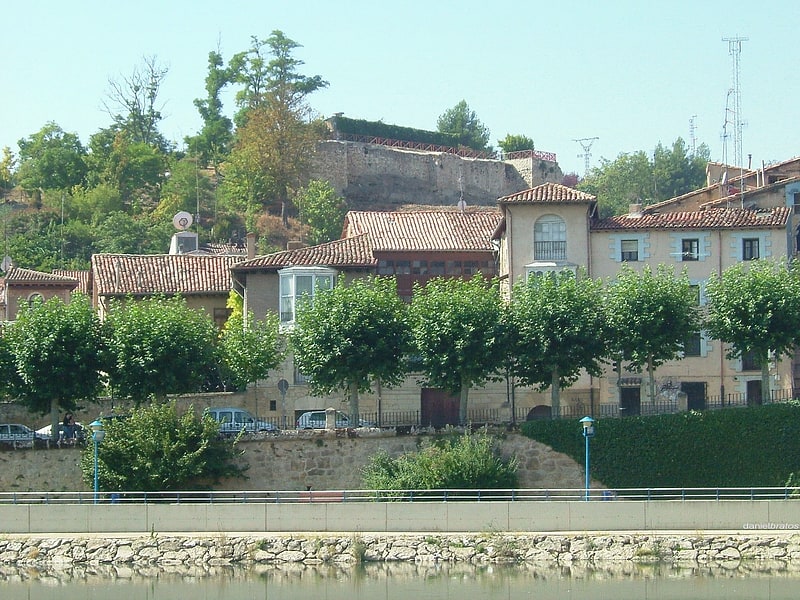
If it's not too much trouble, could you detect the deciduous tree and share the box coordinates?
[16,122,87,193]
[290,276,412,424]
[297,179,347,245]
[409,276,503,424]
[497,133,535,154]
[705,260,800,402]
[436,100,490,152]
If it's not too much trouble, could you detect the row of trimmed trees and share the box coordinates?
[290,259,800,423]
[0,293,282,438]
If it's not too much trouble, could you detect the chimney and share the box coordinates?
[287,240,306,250]
[628,203,643,218]
[246,232,256,260]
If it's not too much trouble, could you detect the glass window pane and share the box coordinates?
[296,275,313,296]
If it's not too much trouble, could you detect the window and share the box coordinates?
[27,292,44,307]
[279,267,335,324]
[681,238,699,261]
[534,215,566,260]
[683,333,702,357]
[620,239,639,262]
[742,238,759,261]
[741,350,760,371]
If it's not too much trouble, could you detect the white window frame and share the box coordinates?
[533,214,567,261]
[524,262,577,281]
[609,234,649,263]
[730,232,771,262]
[278,266,336,325]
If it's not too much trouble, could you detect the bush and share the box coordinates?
[520,402,800,488]
[362,432,518,491]
[80,402,244,492]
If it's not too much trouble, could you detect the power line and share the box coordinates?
[573,137,599,176]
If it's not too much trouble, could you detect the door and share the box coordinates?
[681,382,707,411]
[420,388,460,428]
[620,387,641,416]
[746,380,763,405]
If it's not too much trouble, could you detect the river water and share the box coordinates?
[3,562,799,600]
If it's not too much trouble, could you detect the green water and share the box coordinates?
[2,562,799,599]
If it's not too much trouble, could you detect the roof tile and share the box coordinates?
[592,207,791,231]
[498,182,596,204]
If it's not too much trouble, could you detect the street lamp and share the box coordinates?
[89,419,105,504]
[580,416,596,501]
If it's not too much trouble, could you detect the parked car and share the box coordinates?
[35,422,85,443]
[0,423,36,449]
[296,410,372,429]
[205,407,279,436]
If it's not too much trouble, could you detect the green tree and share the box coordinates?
[297,179,347,245]
[410,276,503,424]
[0,146,16,191]
[706,260,800,402]
[436,100,490,152]
[579,137,709,217]
[362,432,518,491]
[497,133,535,154]
[219,293,283,391]
[104,295,219,403]
[290,276,412,424]
[16,122,88,193]
[155,157,215,230]
[186,49,234,171]
[605,265,700,404]
[4,294,105,438]
[80,401,243,492]
[507,270,608,416]
[0,323,22,400]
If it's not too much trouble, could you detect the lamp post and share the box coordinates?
[89,419,105,504]
[580,416,596,501]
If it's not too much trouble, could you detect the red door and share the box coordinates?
[420,388,460,428]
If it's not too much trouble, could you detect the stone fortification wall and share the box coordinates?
[1,533,798,569]
[310,141,540,209]
[0,431,591,493]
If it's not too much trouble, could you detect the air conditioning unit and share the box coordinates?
[170,231,198,254]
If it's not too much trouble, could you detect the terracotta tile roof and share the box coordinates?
[591,207,790,231]
[4,267,79,287]
[498,182,596,204]
[91,254,244,296]
[233,234,377,271]
[52,269,91,295]
[343,209,501,251]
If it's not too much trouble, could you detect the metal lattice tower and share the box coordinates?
[723,36,747,167]
[574,137,599,176]
[689,115,698,156]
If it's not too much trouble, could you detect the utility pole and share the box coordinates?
[574,137,599,176]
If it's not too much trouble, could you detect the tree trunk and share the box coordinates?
[50,398,59,442]
[647,355,656,404]
[550,368,561,418]
[348,379,359,426]
[458,379,469,425]
[761,355,772,403]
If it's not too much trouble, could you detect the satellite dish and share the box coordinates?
[173,211,193,231]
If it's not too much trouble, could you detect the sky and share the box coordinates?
[3,0,799,178]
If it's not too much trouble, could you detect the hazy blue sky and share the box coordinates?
[3,0,797,178]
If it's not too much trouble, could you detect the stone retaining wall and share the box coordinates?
[1,533,799,568]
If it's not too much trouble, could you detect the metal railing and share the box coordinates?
[0,487,796,505]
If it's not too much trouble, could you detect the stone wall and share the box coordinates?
[310,141,556,210]
[0,431,593,493]
[1,533,798,568]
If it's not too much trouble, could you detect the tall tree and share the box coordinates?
[436,100,490,152]
[103,56,170,149]
[16,123,88,193]
[507,270,608,416]
[410,276,503,424]
[297,179,347,245]
[0,146,16,192]
[103,295,219,403]
[4,294,105,438]
[605,265,700,404]
[705,260,800,402]
[186,49,234,171]
[290,276,412,424]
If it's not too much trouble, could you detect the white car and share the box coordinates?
[205,407,279,436]
[296,410,371,429]
[35,422,85,443]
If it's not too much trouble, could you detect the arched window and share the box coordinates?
[27,292,45,307]
[534,215,566,260]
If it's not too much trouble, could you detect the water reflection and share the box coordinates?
[3,561,800,599]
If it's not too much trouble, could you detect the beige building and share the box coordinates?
[0,267,79,321]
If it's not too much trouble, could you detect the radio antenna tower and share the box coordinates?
[722,36,747,167]
[574,137,599,176]
[689,115,698,156]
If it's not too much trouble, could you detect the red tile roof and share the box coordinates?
[4,267,79,287]
[52,269,91,295]
[91,254,244,296]
[498,182,596,204]
[233,234,377,271]
[592,207,790,231]
[343,209,501,251]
